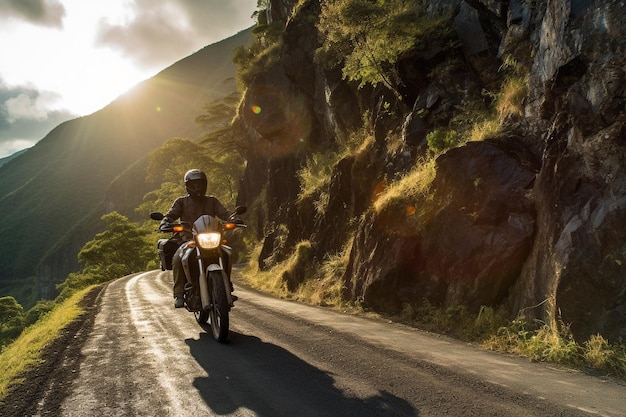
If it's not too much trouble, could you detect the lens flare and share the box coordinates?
[245,84,314,158]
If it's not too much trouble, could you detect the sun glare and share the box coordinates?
[0,0,148,116]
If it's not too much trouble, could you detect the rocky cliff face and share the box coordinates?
[236,0,626,342]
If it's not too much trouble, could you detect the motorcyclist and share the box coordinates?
[160,169,233,308]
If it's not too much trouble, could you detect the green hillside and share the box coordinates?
[0,28,252,307]
[0,149,28,168]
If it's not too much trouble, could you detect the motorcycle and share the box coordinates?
[150,206,247,343]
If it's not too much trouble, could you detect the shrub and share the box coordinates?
[426,129,460,153]
[584,335,626,376]
[483,311,626,377]
[23,300,55,327]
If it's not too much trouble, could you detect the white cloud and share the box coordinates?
[0,80,76,158]
[5,93,52,122]
[95,0,255,69]
[0,0,66,28]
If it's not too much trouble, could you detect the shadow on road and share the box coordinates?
[186,331,419,417]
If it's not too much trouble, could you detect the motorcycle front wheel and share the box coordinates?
[194,309,208,324]
[208,270,229,343]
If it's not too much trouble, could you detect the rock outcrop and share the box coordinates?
[236,0,626,342]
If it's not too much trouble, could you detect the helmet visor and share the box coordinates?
[186,179,205,195]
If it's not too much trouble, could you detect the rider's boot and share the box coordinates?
[174,294,184,308]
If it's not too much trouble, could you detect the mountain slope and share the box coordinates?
[0,149,28,168]
[0,28,252,306]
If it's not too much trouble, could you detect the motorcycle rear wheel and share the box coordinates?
[208,270,229,343]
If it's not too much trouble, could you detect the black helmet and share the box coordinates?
[184,169,207,198]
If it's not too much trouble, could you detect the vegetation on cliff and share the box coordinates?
[228,0,626,375]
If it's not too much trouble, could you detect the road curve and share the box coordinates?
[59,270,625,416]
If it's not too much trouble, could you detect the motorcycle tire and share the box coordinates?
[194,309,209,324]
[208,270,230,343]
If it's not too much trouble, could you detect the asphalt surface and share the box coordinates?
[2,270,625,416]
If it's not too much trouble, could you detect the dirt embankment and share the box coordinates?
[0,285,105,416]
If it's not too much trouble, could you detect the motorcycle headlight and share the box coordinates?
[196,232,221,249]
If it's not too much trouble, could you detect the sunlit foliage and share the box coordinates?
[79,212,152,276]
[233,1,284,86]
[460,56,529,143]
[137,136,242,216]
[426,129,460,153]
[0,287,91,402]
[317,0,454,97]
[56,212,153,301]
[297,151,341,210]
[373,158,436,221]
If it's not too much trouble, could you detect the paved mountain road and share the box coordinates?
[52,270,625,416]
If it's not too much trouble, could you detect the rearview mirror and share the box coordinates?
[150,212,164,221]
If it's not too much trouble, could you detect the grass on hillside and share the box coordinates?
[482,310,626,378]
[243,239,352,309]
[465,68,528,143]
[297,151,341,215]
[0,286,96,402]
[373,158,436,217]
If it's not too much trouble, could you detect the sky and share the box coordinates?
[0,0,258,159]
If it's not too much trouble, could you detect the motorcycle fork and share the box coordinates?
[197,255,233,310]
[180,244,195,285]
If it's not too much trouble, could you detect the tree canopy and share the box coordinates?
[0,296,24,329]
[317,0,454,97]
[56,212,154,301]
[0,296,24,347]
[78,212,153,278]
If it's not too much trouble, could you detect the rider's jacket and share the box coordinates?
[162,195,230,240]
